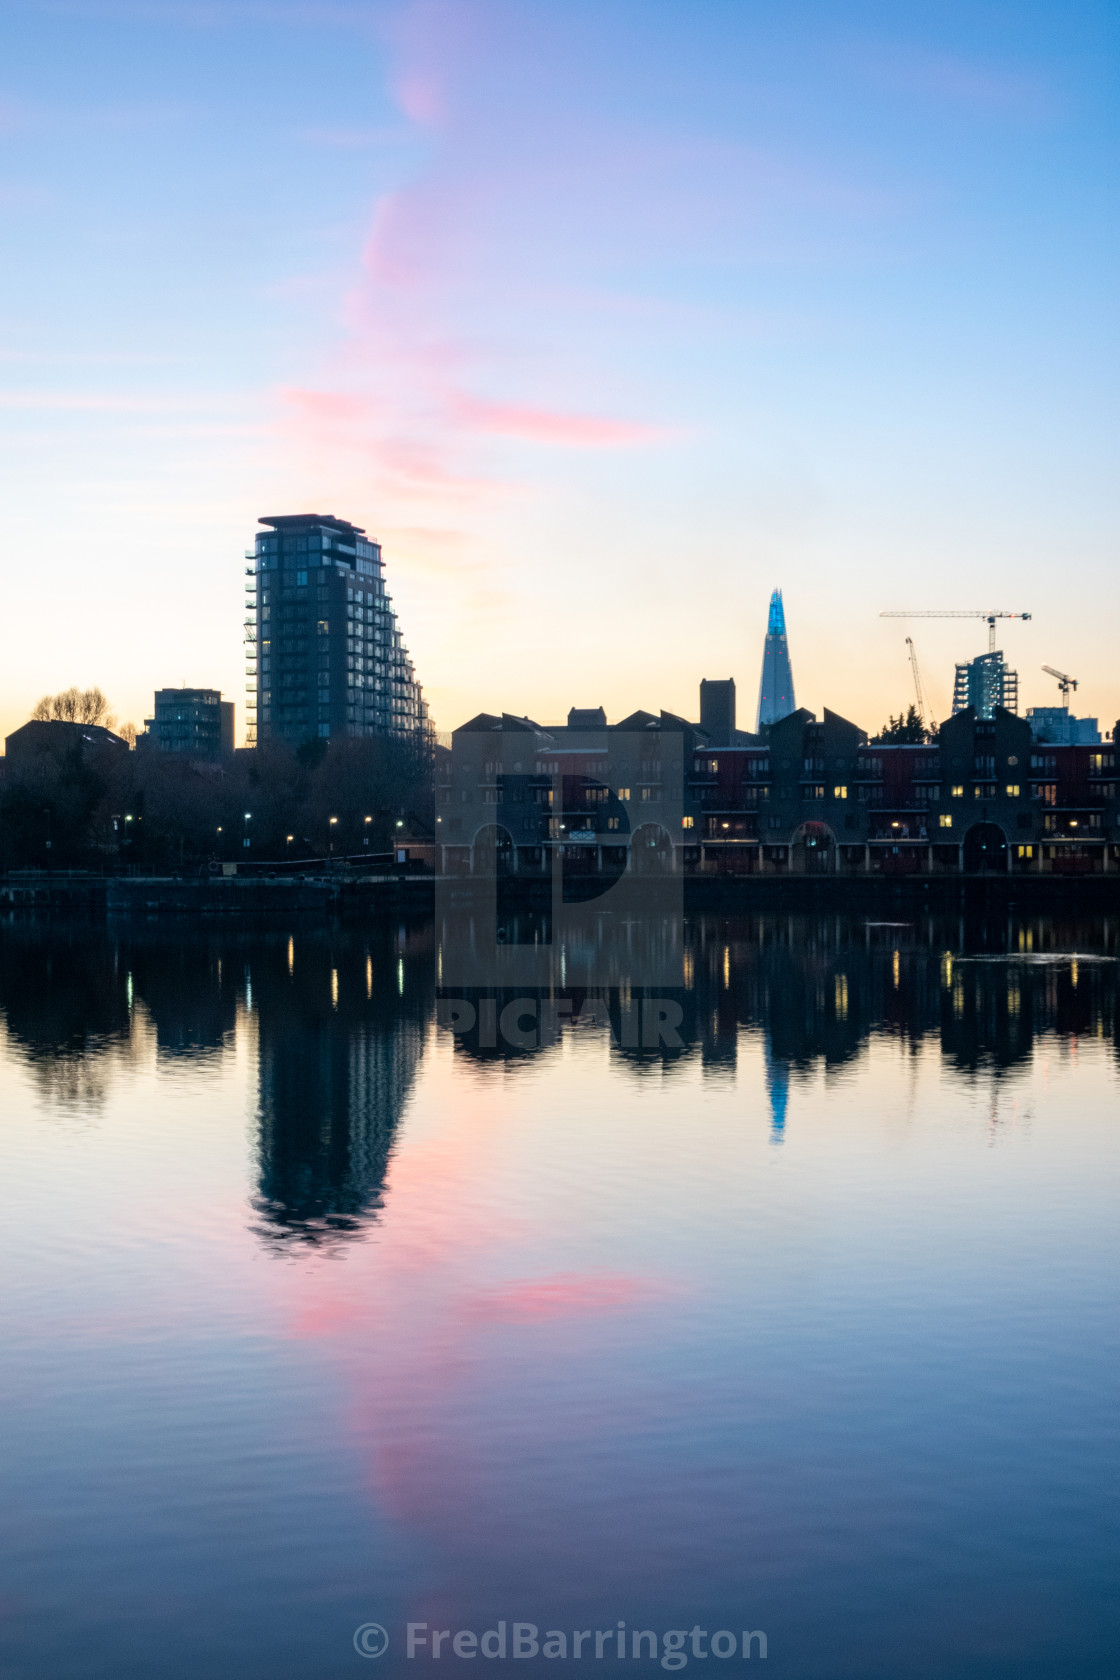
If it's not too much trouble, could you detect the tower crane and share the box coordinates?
[1042,665,1078,711]
[905,637,928,728]
[880,610,1031,654]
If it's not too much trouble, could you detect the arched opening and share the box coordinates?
[629,822,675,875]
[791,820,836,874]
[471,823,515,877]
[964,821,1008,874]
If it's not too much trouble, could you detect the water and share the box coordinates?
[0,912,1117,1680]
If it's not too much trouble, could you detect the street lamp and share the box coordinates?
[328,815,338,857]
[363,815,372,847]
[243,812,252,851]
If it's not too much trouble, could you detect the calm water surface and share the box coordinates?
[0,912,1117,1680]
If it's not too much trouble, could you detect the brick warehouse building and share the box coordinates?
[438,691,1119,877]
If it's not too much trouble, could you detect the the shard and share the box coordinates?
[755,588,796,729]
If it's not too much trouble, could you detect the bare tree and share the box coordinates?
[29,687,118,730]
[118,722,138,749]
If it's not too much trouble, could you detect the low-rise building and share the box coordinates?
[4,719,130,765]
[439,687,1120,877]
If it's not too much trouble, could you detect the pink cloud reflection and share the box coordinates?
[461,1271,671,1323]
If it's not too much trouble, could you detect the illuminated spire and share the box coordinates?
[756,588,796,728]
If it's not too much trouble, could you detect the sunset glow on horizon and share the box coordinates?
[0,0,1116,745]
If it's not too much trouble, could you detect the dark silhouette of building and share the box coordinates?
[4,719,129,764]
[140,688,233,759]
[246,512,430,749]
[439,705,698,876]
[700,679,736,746]
[686,706,1119,876]
[442,688,1119,877]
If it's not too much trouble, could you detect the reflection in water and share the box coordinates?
[0,911,1115,1242]
[1,906,1118,1680]
[438,911,1119,1087]
[252,923,434,1246]
[763,1044,789,1143]
[0,924,136,1112]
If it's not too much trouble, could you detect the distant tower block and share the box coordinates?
[756,588,797,729]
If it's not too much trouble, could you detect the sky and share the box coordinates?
[0,0,1116,745]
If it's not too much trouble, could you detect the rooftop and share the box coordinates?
[257,513,366,535]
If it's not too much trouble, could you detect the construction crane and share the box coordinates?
[881,610,1031,653]
[1042,665,1078,711]
[905,637,928,727]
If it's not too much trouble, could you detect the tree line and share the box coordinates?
[1,694,432,871]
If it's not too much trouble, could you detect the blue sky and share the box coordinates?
[0,0,1116,741]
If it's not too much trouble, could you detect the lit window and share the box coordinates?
[939,814,953,829]
[682,815,694,830]
[706,759,718,773]
[951,785,964,798]
[607,817,621,831]
[616,787,631,801]
[833,785,847,799]
[1005,784,1020,798]
[640,787,653,801]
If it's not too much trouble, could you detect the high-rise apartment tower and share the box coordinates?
[245,514,430,749]
[755,588,797,729]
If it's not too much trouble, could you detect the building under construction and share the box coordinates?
[880,610,1032,724]
[952,650,1019,718]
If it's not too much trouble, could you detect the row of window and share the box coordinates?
[692,752,1115,783]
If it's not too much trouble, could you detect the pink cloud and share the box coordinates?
[275,384,506,503]
[451,394,667,448]
[395,72,444,127]
[281,386,370,425]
